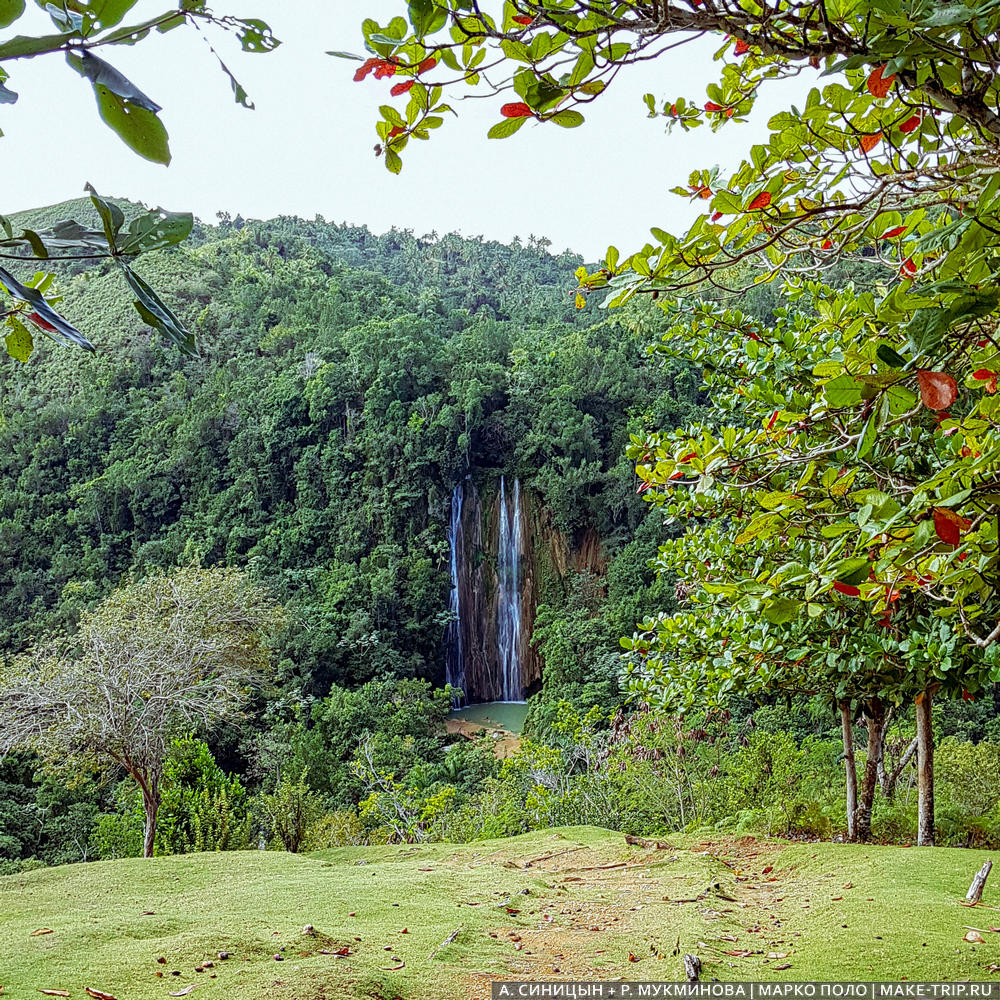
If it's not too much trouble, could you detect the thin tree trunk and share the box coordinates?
[880,737,918,800]
[141,782,160,859]
[916,688,935,847]
[840,701,858,842]
[856,698,886,842]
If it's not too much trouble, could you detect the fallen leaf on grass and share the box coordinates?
[30,928,54,936]
[767,952,789,959]
[38,992,70,997]
[85,991,117,1000]
[774,963,792,971]
[379,962,405,971]
[965,931,986,944]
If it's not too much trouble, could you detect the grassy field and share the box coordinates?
[2,827,999,1000]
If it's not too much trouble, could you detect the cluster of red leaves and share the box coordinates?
[355,56,435,83]
[354,58,397,81]
[501,102,535,118]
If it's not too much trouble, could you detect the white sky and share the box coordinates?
[2,1,796,259]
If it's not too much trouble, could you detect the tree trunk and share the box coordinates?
[840,701,858,842]
[880,737,918,800]
[967,861,993,905]
[916,688,935,847]
[856,698,886,842]
[141,784,160,859]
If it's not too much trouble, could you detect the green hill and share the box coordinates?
[2,827,998,999]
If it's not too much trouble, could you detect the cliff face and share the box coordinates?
[445,477,605,703]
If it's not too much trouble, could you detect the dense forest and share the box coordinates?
[3,201,1000,869]
[0,201,699,862]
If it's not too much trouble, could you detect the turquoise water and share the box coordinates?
[450,701,528,734]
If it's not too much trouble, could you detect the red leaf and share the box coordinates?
[704,101,723,112]
[833,582,861,597]
[917,369,958,410]
[822,239,833,249]
[899,114,922,134]
[747,331,761,342]
[963,689,975,701]
[387,126,404,138]
[26,311,57,333]
[881,225,907,239]
[711,211,723,222]
[767,410,779,430]
[417,57,437,73]
[501,102,534,118]
[390,80,414,96]
[373,60,398,79]
[866,64,895,98]
[353,58,379,82]
[512,14,533,25]
[900,257,916,276]
[668,470,684,481]
[746,191,772,211]
[973,369,997,380]
[860,133,882,153]
[679,452,697,462]
[933,507,971,546]
[734,39,750,55]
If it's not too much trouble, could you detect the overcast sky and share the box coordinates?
[2,1,797,259]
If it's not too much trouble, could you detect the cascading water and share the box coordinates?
[444,482,466,707]
[496,475,524,702]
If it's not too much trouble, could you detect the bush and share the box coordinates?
[254,771,325,852]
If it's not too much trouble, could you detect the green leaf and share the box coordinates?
[855,415,877,460]
[118,262,196,355]
[763,597,801,625]
[876,344,907,368]
[0,0,24,30]
[487,116,527,139]
[67,50,161,112]
[4,314,32,362]
[834,557,869,586]
[823,374,864,407]
[93,83,170,164]
[117,207,193,255]
[385,148,403,174]
[84,182,124,248]
[548,109,584,128]
[85,0,141,29]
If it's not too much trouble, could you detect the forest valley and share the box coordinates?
[1,199,999,870]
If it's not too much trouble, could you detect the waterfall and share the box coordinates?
[496,475,524,702]
[445,482,466,707]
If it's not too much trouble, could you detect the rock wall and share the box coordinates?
[446,476,605,703]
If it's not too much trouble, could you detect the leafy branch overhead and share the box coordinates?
[0,0,279,361]
[345,3,1000,659]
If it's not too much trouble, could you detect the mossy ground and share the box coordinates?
[2,827,998,1000]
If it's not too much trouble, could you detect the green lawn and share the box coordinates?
[1,828,998,1000]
